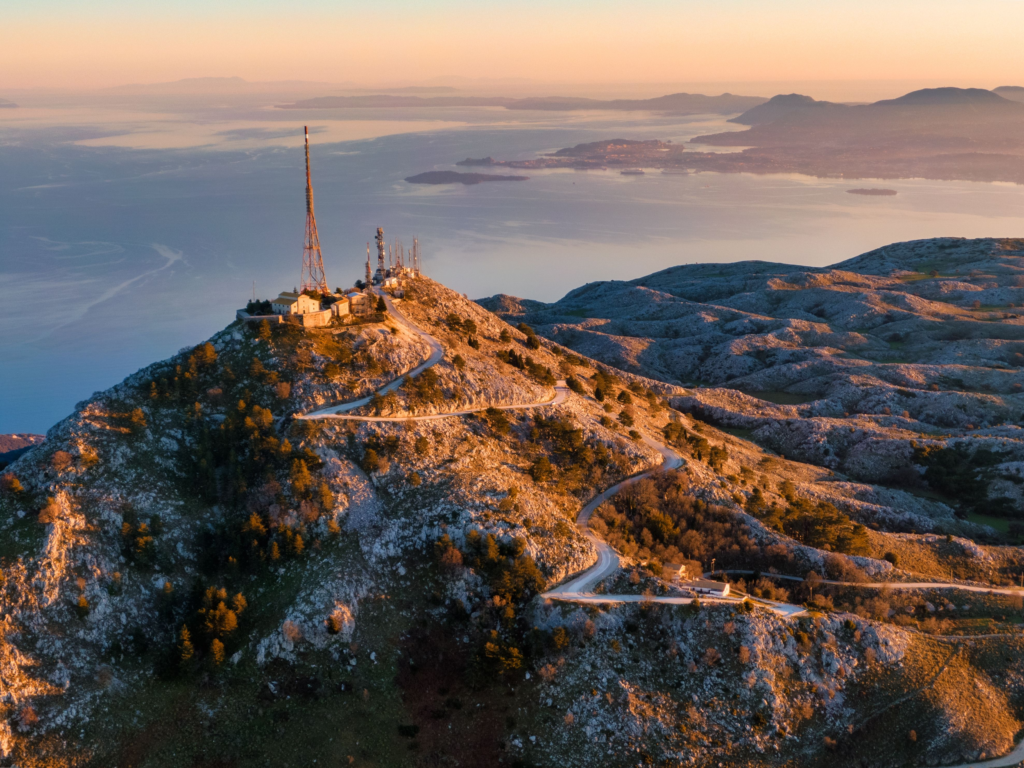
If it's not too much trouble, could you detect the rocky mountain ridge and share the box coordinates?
[0,269,1022,766]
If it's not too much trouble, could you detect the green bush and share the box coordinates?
[530,457,553,483]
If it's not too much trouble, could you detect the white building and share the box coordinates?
[688,579,730,597]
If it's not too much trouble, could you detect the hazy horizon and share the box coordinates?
[4,0,1024,93]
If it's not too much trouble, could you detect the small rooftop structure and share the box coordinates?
[330,295,350,317]
[663,560,702,582]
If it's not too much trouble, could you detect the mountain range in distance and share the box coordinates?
[433,87,1024,185]
[278,91,768,114]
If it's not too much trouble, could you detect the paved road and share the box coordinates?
[540,436,808,618]
[300,293,567,422]
[542,436,680,596]
[299,293,445,420]
[713,569,1024,598]
[940,739,1024,768]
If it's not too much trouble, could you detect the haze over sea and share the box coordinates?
[4,103,1024,433]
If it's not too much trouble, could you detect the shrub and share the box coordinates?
[484,634,523,675]
[499,328,511,343]
[362,449,381,474]
[282,620,302,643]
[51,451,73,474]
[484,407,512,435]
[414,436,430,455]
[434,535,464,576]
[530,457,553,483]
[0,473,23,495]
[552,627,570,650]
[376,296,387,312]
[756,497,870,556]
[453,354,466,371]
[408,471,422,487]
[883,551,899,567]
[38,497,61,524]
[326,613,344,635]
[566,376,585,395]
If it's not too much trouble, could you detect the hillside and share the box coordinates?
[0,434,43,468]
[1,272,1023,766]
[481,238,1024,538]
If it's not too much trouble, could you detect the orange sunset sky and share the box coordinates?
[2,0,1023,94]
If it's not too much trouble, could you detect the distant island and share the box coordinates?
[460,88,1024,185]
[0,98,18,109]
[457,139,687,172]
[404,170,529,186]
[847,188,897,196]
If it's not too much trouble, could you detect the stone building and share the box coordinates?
[272,292,322,315]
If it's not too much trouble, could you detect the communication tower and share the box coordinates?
[374,227,387,284]
[300,126,328,294]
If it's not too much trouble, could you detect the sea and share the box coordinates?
[3,101,1024,433]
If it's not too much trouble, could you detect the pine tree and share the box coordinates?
[210,638,225,666]
[179,625,194,663]
[290,459,312,496]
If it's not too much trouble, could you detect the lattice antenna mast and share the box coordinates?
[300,126,328,294]
[375,228,386,275]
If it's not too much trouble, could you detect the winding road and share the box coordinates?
[297,293,805,616]
[534,436,808,617]
[299,293,567,422]
[943,740,1024,768]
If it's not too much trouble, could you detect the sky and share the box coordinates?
[2,0,1023,92]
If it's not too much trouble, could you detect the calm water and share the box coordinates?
[3,106,1024,433]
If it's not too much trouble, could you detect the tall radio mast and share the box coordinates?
[300,126,328,294]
